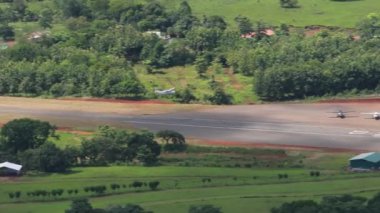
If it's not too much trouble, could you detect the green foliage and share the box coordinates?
[279,0,299,8]
[271,200,319,213]
[0,23,15,40]
[188,204,222,213]
[234,15,252,34]
[357,13,380,40]
[174,87,197,103]
[148,181,160,191]
[106,204,149,213]
[18,142,71,172]
[39,8,54,29]
[1,118,56,154]
[207,87,232,105]
[80,127,160,166]
[194,55,209,76]
[65,198,93,213]
[54,0,90,18]
[272,194,377,213]
[156,130,187,152]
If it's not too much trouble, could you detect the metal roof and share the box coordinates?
[0,162,22,171]
[350,152,380,163]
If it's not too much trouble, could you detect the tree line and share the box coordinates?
[65,198,222,213]
[272,193,380,213]
[1,1,380,101]
[0,118,188,173]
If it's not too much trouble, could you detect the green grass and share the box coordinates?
[50,132,86,148]
[159,0,380,28]
[2,166,380,213]
[135,65,257,104]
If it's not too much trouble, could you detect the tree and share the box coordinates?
[186,27,222,53]
[207,87,232,105]
[136,144,160,166]
[188,205,222,213]
[156,130,187,152]
[175,87,197,103]
[271,200,319,213]
[234,15,253,34]
[279,0,299,8]
[0,24,15,41]
[367,192,380,213]
[194,55,209,76]
[18,142,70,172]
[203,15,227,31]
[12,0,27,15]
[357,13,380,40]
[54,0,90,18]
[39,8,54,29]
[106,204,150,213]
[38,142,71,172]
[319,195,368,213]
[89,0,110,18]
[1,118,56,154]
[66,198,93,213]
[148,181,160,190]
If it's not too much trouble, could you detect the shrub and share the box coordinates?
[148,181,160,190]
[8,192,14,199]
[131,181,144,188]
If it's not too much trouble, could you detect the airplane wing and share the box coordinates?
[361,112,377,115]
[164,88,175,92]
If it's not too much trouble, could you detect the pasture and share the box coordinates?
[159,0,380,27]
[1,166,380,213]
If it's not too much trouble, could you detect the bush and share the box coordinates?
[206,87,232,105]
[189,204,222,213]
[148,181,160,190]
[131,181,144,188]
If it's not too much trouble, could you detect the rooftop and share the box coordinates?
[350,152,380,163]
[0,161,22,171]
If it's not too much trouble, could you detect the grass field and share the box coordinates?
[159,0,380,27]
[1,166,380,213]
[0,131,368,213]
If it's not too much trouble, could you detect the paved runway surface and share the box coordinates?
[1,102,380,151]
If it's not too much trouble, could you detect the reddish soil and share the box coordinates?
[60,98,172,105]
[190,139,361,153]
[225,69,243,90]
[56,127,93,135]
[6,40,16,47]
[318,98,380,104]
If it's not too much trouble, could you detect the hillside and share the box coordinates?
[0,0,379,104]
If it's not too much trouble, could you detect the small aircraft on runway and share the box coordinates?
[154,87,175,95]
[361,112,380,120]
[327,110,355,119]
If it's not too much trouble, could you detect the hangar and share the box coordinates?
[0,162,22,176]
[349,152,380,170]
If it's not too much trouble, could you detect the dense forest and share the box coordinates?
[0,0,380,102]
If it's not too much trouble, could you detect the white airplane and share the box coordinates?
[154,87,175,95]
[327,110,355,119]
[361,112,380,120]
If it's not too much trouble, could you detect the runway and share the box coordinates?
[1,98,380,151]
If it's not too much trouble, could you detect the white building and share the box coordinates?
[0,162,22,176]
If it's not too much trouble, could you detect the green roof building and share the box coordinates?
[350,152,380,170]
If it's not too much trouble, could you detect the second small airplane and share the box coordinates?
[328,110,355,119]
[361,112,380,120]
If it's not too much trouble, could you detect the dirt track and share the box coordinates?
[1,97,380,151]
